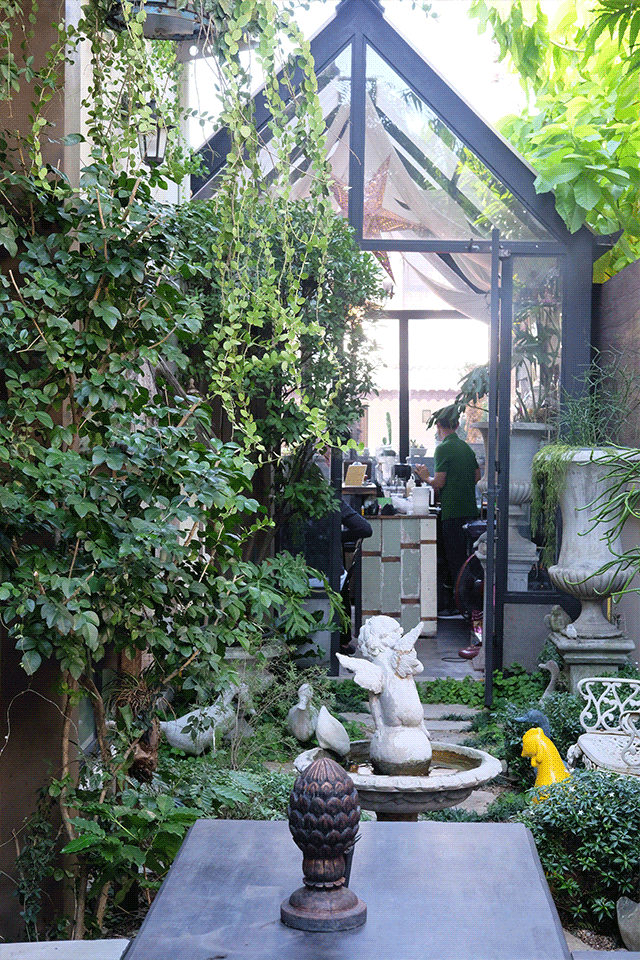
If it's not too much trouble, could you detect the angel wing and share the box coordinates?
[336,653,384,694]
[396,622,423,650]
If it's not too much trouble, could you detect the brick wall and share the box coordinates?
[593,260,640,447]
[593,261,640,668]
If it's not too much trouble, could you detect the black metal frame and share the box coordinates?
[191,0,617,683]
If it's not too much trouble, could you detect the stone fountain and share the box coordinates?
[295,616,501,821]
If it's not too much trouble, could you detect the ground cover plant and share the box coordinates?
[417,664,547,709]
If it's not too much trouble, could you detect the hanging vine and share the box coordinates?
[0,0,365,939]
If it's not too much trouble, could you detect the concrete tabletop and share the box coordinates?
[123,819,571,960]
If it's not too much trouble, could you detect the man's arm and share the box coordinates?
[475,467,482,484]
[429,471,446,491]
[415,465,446,490]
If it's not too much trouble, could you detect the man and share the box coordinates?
[416,414,481,618]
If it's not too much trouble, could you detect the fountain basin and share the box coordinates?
[295,741,502,820]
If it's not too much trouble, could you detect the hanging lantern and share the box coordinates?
[106,1,211,41]
[137,101,169,167]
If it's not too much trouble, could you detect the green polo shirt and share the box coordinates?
[434,433,479,521]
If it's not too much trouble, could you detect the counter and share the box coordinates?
[361,513,437,637]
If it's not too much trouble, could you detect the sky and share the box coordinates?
[188,0,525,145]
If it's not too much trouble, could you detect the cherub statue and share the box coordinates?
[337,616,431,776]
[544,605,571,634]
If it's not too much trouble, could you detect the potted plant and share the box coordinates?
[531,353,640,690]
[409,439,427,458]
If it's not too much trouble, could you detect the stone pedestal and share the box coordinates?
[506,491,538,592]
[476,421,548,593]
[550,630,635,694]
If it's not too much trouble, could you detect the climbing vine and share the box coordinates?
[0,0,368,939]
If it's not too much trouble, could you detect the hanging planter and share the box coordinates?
[106,0,213,41]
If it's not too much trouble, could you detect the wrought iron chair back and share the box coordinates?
[577,676,640,734]
[570,677,640,772]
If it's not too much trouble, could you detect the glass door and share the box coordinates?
[483,229,506,706]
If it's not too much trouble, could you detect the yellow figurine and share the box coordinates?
[521,727,570,800]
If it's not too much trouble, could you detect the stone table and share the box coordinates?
[122,819,571,960]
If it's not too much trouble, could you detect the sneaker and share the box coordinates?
[438,607,464,619]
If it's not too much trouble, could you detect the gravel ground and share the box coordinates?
[562,917,623,952]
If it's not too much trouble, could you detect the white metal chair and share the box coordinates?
[568,676,640,774]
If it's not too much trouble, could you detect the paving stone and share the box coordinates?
[340,711,374,731]
[421,703,480,720]
[3,941,128,959]
[263,760,296,774]
[454,788,496,815]
[564,931,594,953]
[425,718,473,733]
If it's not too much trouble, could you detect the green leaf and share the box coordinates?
[547,164,582,185]
[74,500,96,518]
[62,835,102,853]
[21,650,42,675]
[573,177,602,212]
[0,225,18,258]
[61,133,84,145]
[99,304,121,330]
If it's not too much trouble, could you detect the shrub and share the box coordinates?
[219,770,296,821]
[483,791,528,822]
[464,710,505,756]
[152,755,292,820]
[331,678,369,713]
[518,770,640,930]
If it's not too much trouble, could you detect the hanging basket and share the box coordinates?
[106,0,213,40]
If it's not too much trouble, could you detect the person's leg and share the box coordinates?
[435,514,452,611]
[340,578,354,651]
[440,517,470,614]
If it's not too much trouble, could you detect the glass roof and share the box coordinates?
[273,47,494,316]
[361,46,552,243]
[260,41,554,317]
[258,46,351,191]
[193,0,601,318]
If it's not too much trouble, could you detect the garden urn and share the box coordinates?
[546,448,635,689]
